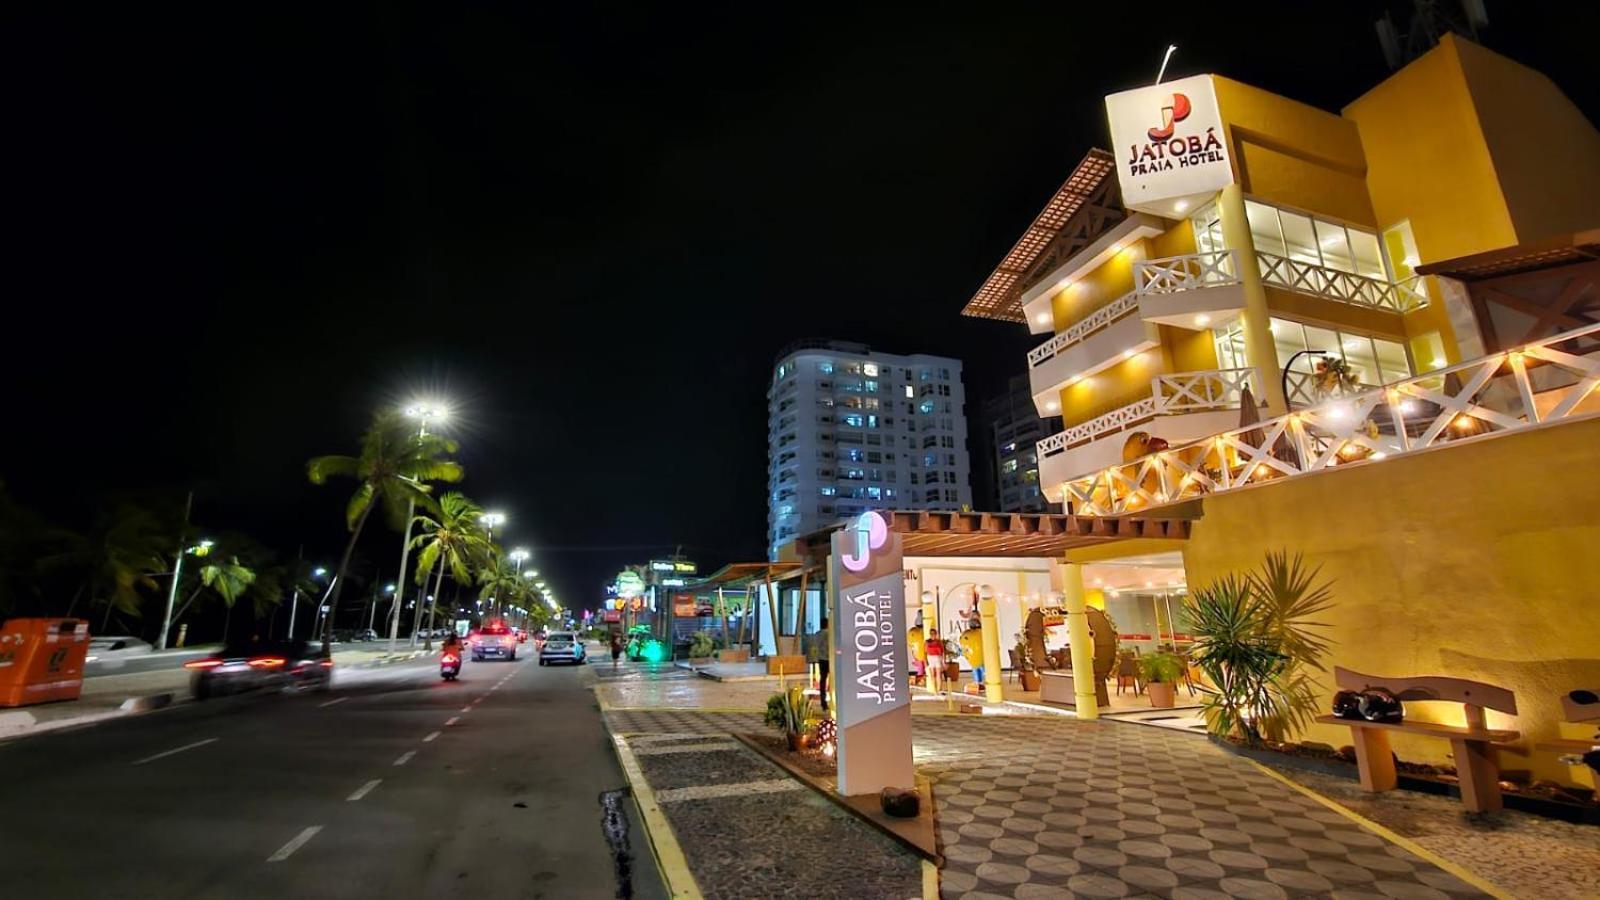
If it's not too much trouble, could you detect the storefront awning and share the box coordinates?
[795,510,1191,559]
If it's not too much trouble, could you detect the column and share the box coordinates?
[1061,562,1099,719]
[1216,183,1286,415]
[978,591,1004,704]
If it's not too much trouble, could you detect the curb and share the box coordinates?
[609,734,704,900]
[119,692,175,713]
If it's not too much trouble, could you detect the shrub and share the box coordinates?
[688,632,716,658]
[763,686,811,736]
[1136,652,1184,684]
[1187,551,1333,746]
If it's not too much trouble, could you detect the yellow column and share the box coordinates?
[1216,183,1286,415]
[978,589,1004,704]
[1061,562,1099,719]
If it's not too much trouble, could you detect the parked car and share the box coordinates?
[539,631,586,666]
[185,639,333,699]
[352,628,379,642]
[85,636,153,665]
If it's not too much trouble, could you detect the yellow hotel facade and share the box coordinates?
[964,35,1600,783]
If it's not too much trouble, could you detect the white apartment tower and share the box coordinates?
[767,340,971,560]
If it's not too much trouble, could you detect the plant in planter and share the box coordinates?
[687,631,717,661]
[1013,635,1041,691]
[1187,551,1334,747]
[764,685,813,750]
[943,639,962,683]
[1137,652,1184,708]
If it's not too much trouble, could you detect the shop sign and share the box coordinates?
[602,609,621,624]
[829,511,913,796]
[615,571,645,598]
[1105,74,1232,213]
[673,561,697,573]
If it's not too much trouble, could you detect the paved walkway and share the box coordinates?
[605,705,1494,900]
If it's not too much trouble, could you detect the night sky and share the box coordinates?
[5,3,1596,613]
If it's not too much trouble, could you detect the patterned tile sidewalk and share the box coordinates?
[608,708,1501,900]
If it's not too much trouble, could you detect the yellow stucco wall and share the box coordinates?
[1213,77,1375,227]
[1181,417,1600,784]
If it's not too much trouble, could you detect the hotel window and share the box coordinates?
[819,486,836,497]
[863,363,879,376]
[918,400,935,414]
[1244,200,1389,280]
[1267,318,1413,389]
[903,385,914,399]
[817,361,834,375]
[1191,202,1224,255]
[842,413,863,427]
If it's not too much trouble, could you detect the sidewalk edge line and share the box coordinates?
[1243,758,1514,900]
[921,859,939,900]
[610,734,703,900]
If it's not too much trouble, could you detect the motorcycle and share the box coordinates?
[440,650,461,681]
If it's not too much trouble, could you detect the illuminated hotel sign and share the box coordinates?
[829,511,913,796]
[1105,74,1233,215]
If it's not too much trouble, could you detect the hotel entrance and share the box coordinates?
[1085,552,1192,657]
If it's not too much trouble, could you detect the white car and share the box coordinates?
[86,636,153,665]
[539,632,586,666]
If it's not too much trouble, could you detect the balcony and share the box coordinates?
[1036,367,1263,499]
[1257,251,1428,314]
[1134,250,1247,327]
[1026,292,1159,413]
[1059,322,1600,516]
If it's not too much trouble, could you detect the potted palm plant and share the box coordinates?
[1138,652,1184,708]
[764,685,814,751]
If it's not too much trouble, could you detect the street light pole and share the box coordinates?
[390,403,444,655]
[154,492,193,651]
[479,511,506,618]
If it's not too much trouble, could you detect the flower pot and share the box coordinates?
[1020,670,1041,692]
[786,732,807,751]
[1148,681,1177,709]
[944,661,961,682]
[715,648,749,664]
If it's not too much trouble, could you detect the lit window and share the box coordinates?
[863,363,879,376]
[918,400,935,414]
[843,413,863,427]
[904,385,914,398]
[818,361,834,375]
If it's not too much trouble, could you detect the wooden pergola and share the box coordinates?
[793,510,1192,560]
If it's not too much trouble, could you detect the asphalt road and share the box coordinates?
[0,649,663,900]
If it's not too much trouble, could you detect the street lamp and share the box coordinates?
[392,400,449,653]
[155,539,212,651]
[287,564,328,641]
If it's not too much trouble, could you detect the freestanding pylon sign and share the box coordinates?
[829,511,914,796]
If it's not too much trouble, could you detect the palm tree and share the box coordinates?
[307,413,463,650]
[411,492,490,651]
[37,502,169,631]
[476,556,524,621]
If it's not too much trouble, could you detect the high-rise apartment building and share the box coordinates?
[767,341,971,559]
[980,374,1061,512]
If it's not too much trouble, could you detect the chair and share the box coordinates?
[1115,655,1142,695]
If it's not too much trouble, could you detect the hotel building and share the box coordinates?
[767,341,971,560]
[959,34,1600,781]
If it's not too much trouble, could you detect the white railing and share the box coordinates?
[1154,367,1260,414]
[1257,251,1428,314]
[1284,370,1377,409]
[1027,291,1140,367]
[1135,250,1239,295]
[1061,322,1600,516]
[1036,367,1261,457]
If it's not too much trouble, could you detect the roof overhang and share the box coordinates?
[795,510,1192,561]
[961,150,1116,324]
[1416,228,1600,281]
[688,562,804,589]
[1019,213,1169,334]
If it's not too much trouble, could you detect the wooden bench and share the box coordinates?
[1314,667,1520,813]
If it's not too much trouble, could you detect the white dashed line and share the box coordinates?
[460,705,472,713]
[393,751,416,767]
[347,779,382,801]
[318,697,347,708]
[267,825,323,862]
[423,731,441,742]
[132,738,217,766]
[445,716,460,726]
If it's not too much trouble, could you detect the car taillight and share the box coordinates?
[248,656,287,669]
[184,658,223,670]
[319,659,334,668]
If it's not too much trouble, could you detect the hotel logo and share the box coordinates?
[1105,74,1234,213]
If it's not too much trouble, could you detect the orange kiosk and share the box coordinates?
[0,618,92,707]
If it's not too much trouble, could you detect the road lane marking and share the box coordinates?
[394,751,416,766]
[132,737,217,766]
[347,779,382,801]
[445,716,460,726]
[318,697,347,708]
[423,731,441,742]
[460,705,472,713]
[267,826,323,862]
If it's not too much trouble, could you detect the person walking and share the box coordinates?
[609,632,622,666]
[806,617,831,710]
[925,627,944,695]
